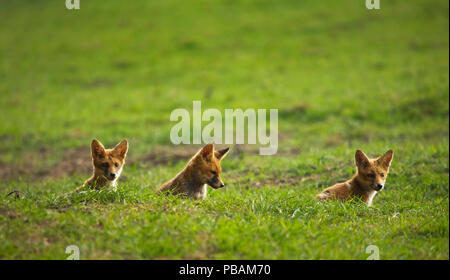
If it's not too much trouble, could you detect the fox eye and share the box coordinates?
[211,171,217,176]
[367,173,375,178]
[115,163,119,167]
[102,163,109,168]
[381,173,385,177]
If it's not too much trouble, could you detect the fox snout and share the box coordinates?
[208,177,225,189]
[106,172,116,180]
[375,183,383,191]
[103,168,119,181]
[369,181,384,191]
[213,183,225,189]
[210,183,225,189]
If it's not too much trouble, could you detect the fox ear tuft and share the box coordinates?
[91,139,106,159]
[215,147,230,160]
[201,143,214,161]
[113,139,128,159]
[355,149,370,168]
[378,149,394,168]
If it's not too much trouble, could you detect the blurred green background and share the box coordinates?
[0,0,448,259]
[1,0,448,160]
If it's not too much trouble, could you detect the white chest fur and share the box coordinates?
[110,167,123,191]
[191,184,207,200]
[367,191,378,206]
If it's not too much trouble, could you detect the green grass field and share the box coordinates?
[0,0,448,259]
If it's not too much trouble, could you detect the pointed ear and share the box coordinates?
[378,149,394,168]
[355,149,370,168]
[112,139,128,159]
[91,139,106,159]
[201,143,214,161]
[215,147,230,161]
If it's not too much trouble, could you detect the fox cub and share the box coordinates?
[157,143,230,200]
[316,149,394,206]
[83,139,129,190]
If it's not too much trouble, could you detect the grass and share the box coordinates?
[0,0,448,259]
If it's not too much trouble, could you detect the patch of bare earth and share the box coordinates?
[0,140,300,183]
[228,173,321,188]
[226,165,339,188]
[138,142,299,167]
[137,145,203,166]
[42,147,92,179]
[0,147,92,183]
[0,161,31,183]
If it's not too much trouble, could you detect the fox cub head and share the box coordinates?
[192,143,230,189]
[91,139,128,181]
[355,149,394,191]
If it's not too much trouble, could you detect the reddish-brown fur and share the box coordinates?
[82,139,128,190]
[316,149,394,206]
[157,143,230,199]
